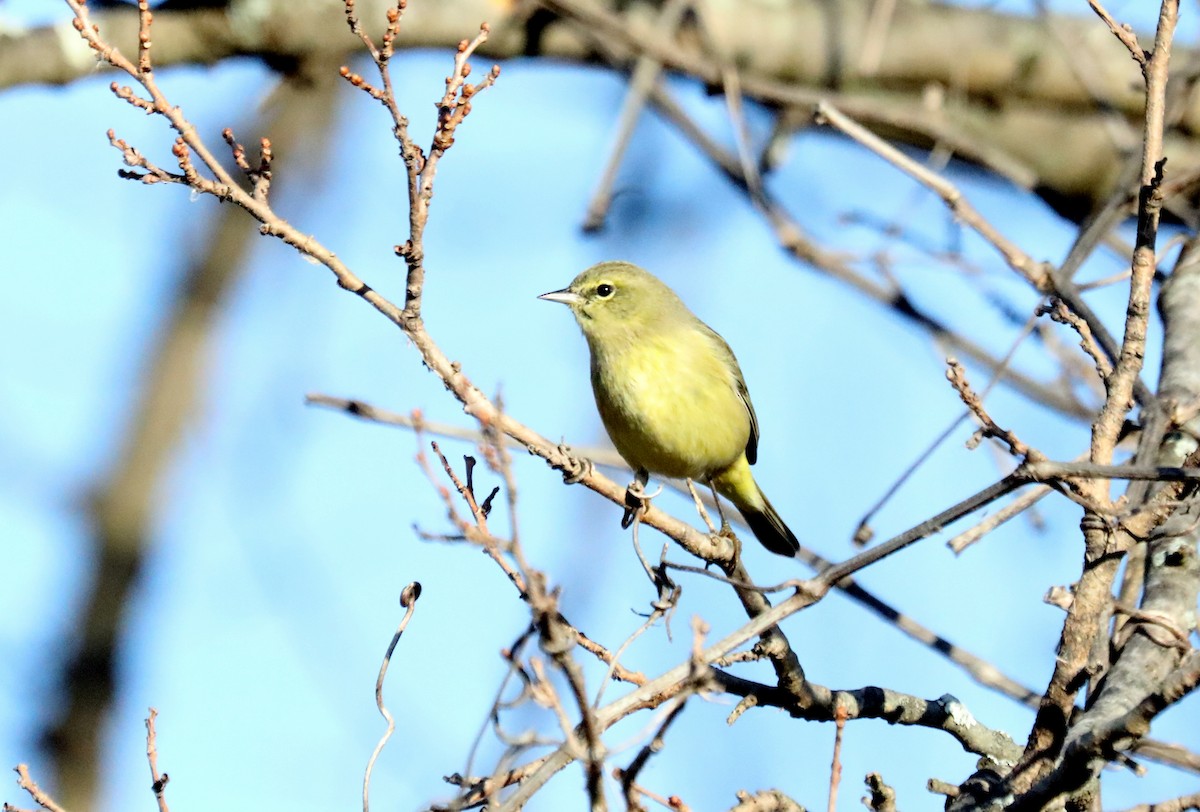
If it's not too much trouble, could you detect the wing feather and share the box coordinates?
[700,323,759,465]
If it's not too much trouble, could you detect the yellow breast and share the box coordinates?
[589,328,750,480]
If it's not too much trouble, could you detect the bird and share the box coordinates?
[539,260,799,557]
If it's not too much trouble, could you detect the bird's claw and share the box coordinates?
[554,443,593,484]
[620,479,661,529]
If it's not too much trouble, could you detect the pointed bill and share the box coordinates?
[538,288,584,306]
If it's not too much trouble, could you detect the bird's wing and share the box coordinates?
[702,323,760,465]
[736,375,760,466]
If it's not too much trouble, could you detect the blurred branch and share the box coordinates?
[44,53,341,809]
[826,705,846,812]
[10,0,1200,219]
[854,310,1042,548]
[582,0,691,232]
[1131,739,1200,774]
[729,789,804,812]
[616,696,689,811]
[814,101,1051,290]
[536,0,1200,221]
[1112,792,1200,812]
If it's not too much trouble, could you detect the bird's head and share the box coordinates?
[539,261,685,341]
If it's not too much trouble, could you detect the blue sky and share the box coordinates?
[2,1,1197,810]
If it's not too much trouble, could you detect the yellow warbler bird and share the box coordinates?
[540,261,799,557]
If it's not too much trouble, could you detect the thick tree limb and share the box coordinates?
[9,0,1200,219]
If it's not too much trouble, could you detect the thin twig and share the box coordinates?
[947,483,1054,554]
[1042,298,1114,381]
[364,582,423,812]
[9,766,65,812]
[827,704,848,812]
[145,709,170,812]
[813,101,1050,290]
[945,358,1038,460]
[814,98,1152,410]
[1086,0,1149,68]
[855,306,1041,546]
[455,627,537,809]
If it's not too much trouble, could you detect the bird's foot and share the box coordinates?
[620,479,661,529]
[715,519,742,562]
[553,443,593,484]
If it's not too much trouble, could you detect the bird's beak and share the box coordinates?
[538,288,584,306]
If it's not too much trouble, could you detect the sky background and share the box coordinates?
[2,0,1198,809]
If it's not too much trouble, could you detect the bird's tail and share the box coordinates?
[739,488,800,557]
[711,459,799,557]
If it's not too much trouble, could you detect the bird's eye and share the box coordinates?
[596,283,615,298]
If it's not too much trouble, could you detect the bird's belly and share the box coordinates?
[592,340,749,480]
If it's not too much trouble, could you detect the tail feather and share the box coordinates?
[739,488,800,557]
[711,458,798,556]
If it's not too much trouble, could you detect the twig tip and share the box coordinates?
[400,581,423,607]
